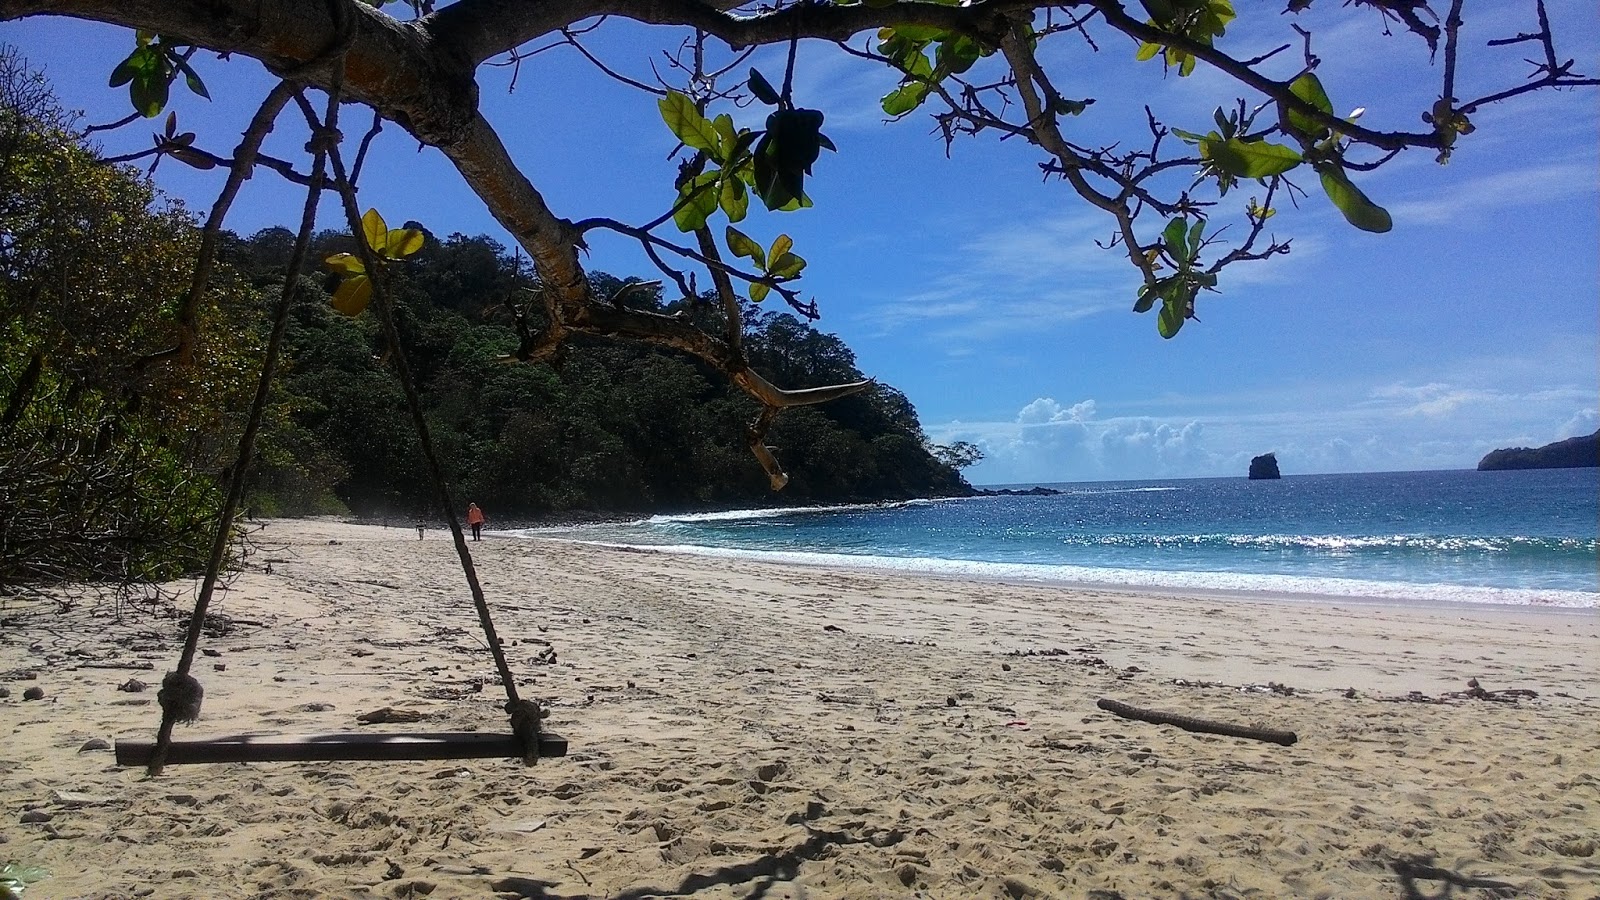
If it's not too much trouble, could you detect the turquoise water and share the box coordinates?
[513,469,1599,608]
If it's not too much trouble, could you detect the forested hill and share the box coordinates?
[224,227,974,519]
[1477,431,1600,472]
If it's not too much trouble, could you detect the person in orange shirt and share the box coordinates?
[465,502,486,541]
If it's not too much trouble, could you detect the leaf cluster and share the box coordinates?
[107,31,208,118]
[875,20,993,118]
[657,70,836,232]
[1133,217,1214,339]
[1135,0,1236,77]
[324,208,426,316]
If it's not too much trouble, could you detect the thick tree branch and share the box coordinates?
[430,0,1040,66]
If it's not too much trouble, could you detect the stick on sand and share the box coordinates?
[1097,698,1298,746]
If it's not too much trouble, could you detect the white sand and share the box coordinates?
[2,519,1596,899]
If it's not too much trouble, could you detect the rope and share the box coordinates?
[144,84,340,776]
[313,116,537,762]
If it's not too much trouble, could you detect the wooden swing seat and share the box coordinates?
[114,731,568,766]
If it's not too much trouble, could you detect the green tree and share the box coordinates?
[0,56,260,582]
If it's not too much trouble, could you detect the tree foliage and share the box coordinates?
[228,228,971,518]
[0,54,260,583]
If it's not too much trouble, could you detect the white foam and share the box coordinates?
[529,539,1598,609]
[638,498,960,525]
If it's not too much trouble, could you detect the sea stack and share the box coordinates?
[1248,453,1281,480]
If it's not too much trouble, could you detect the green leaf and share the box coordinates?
[748,69,781,106]
[719,174,749,223]
[1162,217,1189,259]
[1133,283,1160,314]
[1188,218,1206,252]
[1157,301,1185,338]
[711,114,738,163]
[1140,0,1175,21]
[884,24,944,43]
[129,71,170,118]
[769,251,806,279]
[361,208,388,252]
[1204,137,1302,179]
[750,282,771,303]
[935,34,982,76]
[1053,97,1092,116]
[331,274,373,316]
[385,227,425,258]
[658,91,720,154]
[173,55,210,100]
[1135,40,1161,62]
[1213,107,1231,137]
[752,145,797,210]
[108,55,139,87]
[768,234,794,264]
[881,81,929,117]
[725,226,765,268]
[1316,163,1392,233]
[169,146,215,169]
[1286,71,1333,138]
[672,171,720,232]
[324,252,366,276]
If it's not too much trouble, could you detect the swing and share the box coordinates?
[115,732,569,767]
[114,83,564,775]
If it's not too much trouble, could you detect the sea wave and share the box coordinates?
[1056,485,1181,495]
[1061,532,1597,555]
[541,540,1597,609]
[638,498,958,525]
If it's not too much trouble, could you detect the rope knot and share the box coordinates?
[157,672,205,724]
[506,698,543,766]
[306,127,343,155]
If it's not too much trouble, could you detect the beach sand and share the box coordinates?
[2,519,1596,899]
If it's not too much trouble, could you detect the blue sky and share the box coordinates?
[5,3,1596,485]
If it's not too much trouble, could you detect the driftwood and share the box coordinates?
[1096,698,1298,747]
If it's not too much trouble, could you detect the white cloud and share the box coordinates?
[1386,162,1599,225]
[929,346,1598,483]
[933,397,1226,483]
[1558,407,1599,441]
[1017,397,1097,424]
[850,210,1136,341]
[1367,382,1499,418]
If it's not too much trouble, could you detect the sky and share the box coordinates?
[4,3,1597,486]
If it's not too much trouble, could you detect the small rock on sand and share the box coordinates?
[79,738,113,753]
[23,686,44,701]
[119,679,147,693]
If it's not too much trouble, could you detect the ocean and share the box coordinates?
[510,468,1599,609]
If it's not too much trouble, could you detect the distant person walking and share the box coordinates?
[466,503,486,541]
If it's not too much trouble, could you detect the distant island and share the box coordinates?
[1477,430,1599,471]
[1248,453,1281,480]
